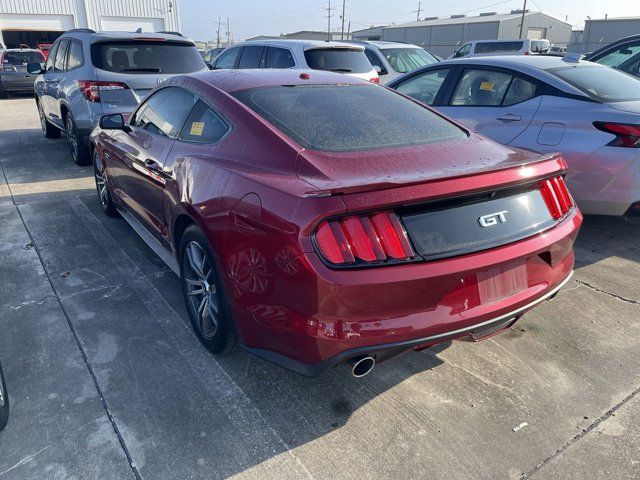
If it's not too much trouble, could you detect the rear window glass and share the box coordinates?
[91,41,205,74]
[381,48,437,73]
[2,50,44,65]
[233,84,465,152]
[474,41,524,54]
[548,65,640,102]
[304,48,372,74]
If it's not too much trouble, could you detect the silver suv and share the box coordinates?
[29,29,207,165]
[211,39,379,83]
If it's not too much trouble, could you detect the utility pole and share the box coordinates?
[518,0,527,39]
[323,1,335,41]
[340,0,346,40]
[225,17,231,46]
[412,1,422,21]
[216,17,222,48]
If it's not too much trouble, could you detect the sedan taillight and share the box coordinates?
[540,176,573,220]
[593,121,640,148]
[315,211,415,266]
[77,80,129,102]
[370,77,380,84]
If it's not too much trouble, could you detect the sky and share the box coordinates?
[179,0,639,42]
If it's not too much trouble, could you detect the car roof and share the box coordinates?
[186,68,367,94]
[349,40,423,50]
[233,39,364,51]
[2,48,42,53]
[61,30,195,44]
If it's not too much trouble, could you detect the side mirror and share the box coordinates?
[99,113,129,131]
[205,61,214,70]
[27,62,43,75]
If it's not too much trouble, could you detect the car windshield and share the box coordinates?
[233,84,465,152]
[91,41,205,74]
[2,51,44,65]
[381,48,437,73]
[548,65,640,102]
[303,48,372,73]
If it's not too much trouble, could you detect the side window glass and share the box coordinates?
[502,77,538,106]
[44,42,60,72]
[265,47,295,68]
[238,46,264,69]
[132,87,198,138]
[596,44,640,68]
[364,49,384,70]
[179,100,229,143]
[214,48,240,69]
[395,68,450,105]
[66,41,84,70]
[450,69,512,106]
[54,40,69,72]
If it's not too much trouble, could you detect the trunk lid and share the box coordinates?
[607,101,640,115]
[297,134,547,196]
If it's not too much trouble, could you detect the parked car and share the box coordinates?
[0,360,8,432]
[90,69,580,377]
[584,34,640,78]
[203,47,224,66]
[449,39,550,59]
[0,48,45,98]
[36,42,53,59]
[210,39,379,82]
[345,40,438,84]
[28,29,207,165]
[388,55,640,216]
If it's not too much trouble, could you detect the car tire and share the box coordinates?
[93,150,118,217]
[65,112,90,165]
[179,225,238,354]
[0,361,9,432]
[37,99,61,139]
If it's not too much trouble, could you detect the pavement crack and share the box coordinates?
[574,279,639,305]
[521,383,640,478]
[3,294,56,310]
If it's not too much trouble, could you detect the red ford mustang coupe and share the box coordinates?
[90,69,581,377]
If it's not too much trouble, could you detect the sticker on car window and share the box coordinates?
[480,81,494,91]
[190,122,204,136]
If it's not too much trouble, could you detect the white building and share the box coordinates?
[0,0,181,48]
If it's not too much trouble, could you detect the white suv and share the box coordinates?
[449,39,550,59]
[211,39,379,82]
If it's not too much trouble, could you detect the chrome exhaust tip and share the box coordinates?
[349,356,376,378]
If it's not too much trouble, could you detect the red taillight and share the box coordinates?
[540,176,573,220]
[524,51,530,55]
[77,80,129,102]
[314,212,415,266]
[593,121,640,148]
[370,77,380,83]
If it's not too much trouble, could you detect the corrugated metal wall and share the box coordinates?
[499,13,571,46]
[381,13,571,57]
[0,0,180,32]
[382,21,500,58]
[581,19,640,53]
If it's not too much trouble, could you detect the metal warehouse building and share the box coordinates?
[382,11,572,58]
[577,17,640,53]
[0,0,180,49]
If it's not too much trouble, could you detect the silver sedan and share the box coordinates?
[388,55,640,216]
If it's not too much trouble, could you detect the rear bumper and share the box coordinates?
[235,208,582,375]
[243,270,573,376]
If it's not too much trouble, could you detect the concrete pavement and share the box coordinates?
[0,97,638,479]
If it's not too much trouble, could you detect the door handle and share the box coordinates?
[496,114,522,122]
[144,159,162,171]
